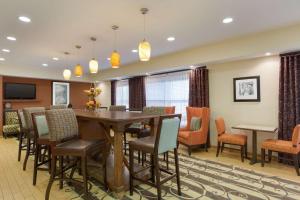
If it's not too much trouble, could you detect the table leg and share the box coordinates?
[250,130,258,165]
[113,131,124,191]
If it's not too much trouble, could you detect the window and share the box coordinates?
[145,71,189,124]
[115,80,129,108]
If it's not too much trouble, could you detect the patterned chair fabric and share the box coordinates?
[3,110,20,135]
[50,105,67,110]
[45,109,78,142]
[23,107,46,131]
[18,110,27,130]
[109,105,126,111]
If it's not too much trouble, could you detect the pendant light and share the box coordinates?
[63,52,71,80]
[89,37,98,74]
[74,45,83,77]
[110,25,121,68]
[139,8,151,62]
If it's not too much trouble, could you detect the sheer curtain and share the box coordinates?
[145,71,189,124]
[115,80,129,108]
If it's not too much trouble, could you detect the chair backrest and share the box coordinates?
[17,109,27,130]
[109,105,126,111]
[186,107,210,131]
[4,110,19,125]
[142,106,165,115]
[45,109,78,142]
[32,112,49,138]
[164,106,175,114]
[292,124,300,147]
[155,114,181,154]
[215,117,226,136]
[23,107,46,130]
[50,105,67,110]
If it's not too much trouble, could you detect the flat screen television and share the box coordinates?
[4,83,36,100]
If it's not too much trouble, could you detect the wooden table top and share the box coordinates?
[232,124,277,133]
[74,109,159,122]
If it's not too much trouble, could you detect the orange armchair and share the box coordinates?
[178,107,210,155]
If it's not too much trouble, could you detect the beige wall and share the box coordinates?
[96,81,111,108]
[208,56,279,152]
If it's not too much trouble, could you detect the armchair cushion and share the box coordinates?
[262,139,300,154]
[190,117,201,131]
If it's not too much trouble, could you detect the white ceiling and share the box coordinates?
[1,0,300,74]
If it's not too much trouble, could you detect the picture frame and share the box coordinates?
[52,82,70,105]
[233,76,260,102]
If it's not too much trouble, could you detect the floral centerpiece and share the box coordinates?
[84,86,101,111]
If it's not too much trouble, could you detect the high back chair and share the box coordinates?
[3,110,20,138]
[22,107,46,170]
[129,114,182,200]
[261,124,300,175]
[50,104,67,109]
[215,117,248,162]
[45,109,107,200]
[17,109,27,162]
[109,105,126,111]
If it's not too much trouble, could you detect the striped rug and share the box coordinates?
[67,153,300,200]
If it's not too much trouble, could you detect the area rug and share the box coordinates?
[65,153,300,200]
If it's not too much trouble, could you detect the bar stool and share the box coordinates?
[17,109,27,162]
[129,114,182,200]
[45,109,107,200]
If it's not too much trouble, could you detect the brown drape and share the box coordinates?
[111,80,116,105]
[129,76,146,111]
[279,51,300,163]
[189,66,209,107]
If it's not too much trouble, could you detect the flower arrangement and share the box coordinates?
[84,86,101,111]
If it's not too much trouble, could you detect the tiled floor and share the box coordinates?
[0,137,298,200]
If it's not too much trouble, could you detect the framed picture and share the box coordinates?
[233,76,260,102]
[52,82,70,105]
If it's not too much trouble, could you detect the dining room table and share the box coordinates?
[232,124,277,165]
[74,109,159,195]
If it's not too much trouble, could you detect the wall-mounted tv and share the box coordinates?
[4,83,36,100]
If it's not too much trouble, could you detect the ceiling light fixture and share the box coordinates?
[0,58,5,61]
[167,36,175,42]
[52,57,59,61]
[63,52,72,80]
[265,52,271,56]
[110,25,121,69]
[107,57,111,61]
[222,17,233,24]
[2,49,10,53]
[42,63,48,67]
[132,49,138,53]
[139,8,151,62]
[74,45,83,77]
[89,37,99,74]
[6,36,16,41]
[18,16,31,23]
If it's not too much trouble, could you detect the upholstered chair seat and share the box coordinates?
[218,133,247,145]
[3,110,20,138]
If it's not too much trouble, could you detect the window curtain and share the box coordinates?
[115,80,129,108]
[189,66,209,107]
[278,51,300,163]
[129,76,146,111]
[145,71,189,123]
[111,80,116,105]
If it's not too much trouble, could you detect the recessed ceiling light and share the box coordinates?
[190,65,195,69]
[222,17,233,24]
[132,49,138,53]
[2,49,10,53]
[0,58,5,61]
[6,36,16,41]
[167,37,175,42]
[42,63,48,67]
[18,16,31,23]
[52,57,59,61]
[107,57,111,61]
[145,72,150,76]
[265,52,271,56]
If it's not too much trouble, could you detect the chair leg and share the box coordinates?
[154,155,162,200]
[123,132,127,155]
[150,154,155,183]
[59,156,64,189]
[18,132,23,162]
[33,143,40,185]
[240,145,244,162]
[216,142,221,157]
[245,143,248,159]
[205,142,208,152]
[23,137,31,171]
[293,154,300,176]
[261,148,265,167]
[81,156,88,194]
[166,152,169,170]
[188,146,192,156]
[45,155,57,200]
[129,148,134,195]
[174,148,181,196]
[221,143,225,153]
[268,150,272,162]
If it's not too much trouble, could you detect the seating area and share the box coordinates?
[1,1,300,200]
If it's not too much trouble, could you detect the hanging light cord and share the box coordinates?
[143,13,146,40]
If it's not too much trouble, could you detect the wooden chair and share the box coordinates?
[215,117,248,162]
[129,114,182,200]
[261,124,300,175]
[17,109,27,162]
[45,109,108,200]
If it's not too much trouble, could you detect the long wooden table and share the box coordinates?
[74,109,159,194]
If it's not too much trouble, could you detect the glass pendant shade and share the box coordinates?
[139,39,151,61]
[63,69,71,80]
[110,50,120,68]
[89,58,98,74]
[74,64,83,77]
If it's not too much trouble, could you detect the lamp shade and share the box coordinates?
[110,50,120,68]
[63,69,71,80]
[139,39,151,61]
[89,58,98,74]
[74,64,83,77]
